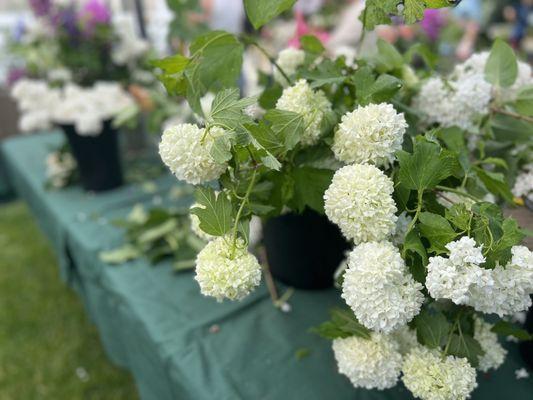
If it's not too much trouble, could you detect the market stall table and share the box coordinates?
[1,132,532,400]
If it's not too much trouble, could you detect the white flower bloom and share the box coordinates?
[515,368,530,379]
[189,203,214,242]
[195,236,262,301]
[474,318,507,372]
[342,242,424,333]
[332,333,402,390]
[426,237,490,305]
[402,347,477,400]
[392,325,419,356]
[414,74,492,132]
[512,164,533,203]
[47,68,72,83]
[274,48,305,85]
[276,79,332,146]
[159,124,227,185]
[324,164,397,244]
[332,103,406,167]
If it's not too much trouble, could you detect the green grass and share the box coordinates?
[0,201,139,399]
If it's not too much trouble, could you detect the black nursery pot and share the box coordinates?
[519,296,533,370]
[263,209,351,290]
[60,120,123,192]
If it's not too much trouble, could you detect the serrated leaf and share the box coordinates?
[403,0,426,24]
[264,109,304,151]
[301,59,345,88]
[474,167,514,203]
[210,135,233,163]
[485,39,518,88]
[485,218,525,267]
[243,0,297,29]
[300,35,325,54]
[397,140,457,191]
[414,309,451,349]
[419,212,458,254]
[312,308,371,340]
[208,88,257,131]
[291,167,334,214]
[245,122,284,156]
[191,187,233,236]
[360,0,398,30]
[447,333,484,368]
[446,203,471,232]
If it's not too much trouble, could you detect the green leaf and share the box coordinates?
[360,0,398,30]
[374,39,404,72]
[208,88,257,131]
[403,229,428,283]
[243,0,296,29]
[419,212,458,254]
[258,84,283,109]
[151,54,189,73]
[291,167,334,214]
[485,39,518,88]
[485,218,525,267]
[312,308,371,340]
[300,35,325,54]
[491,320,533,341]
[447,333,484,368]
[210,135,233,163]
[99,245,140,264]
[191,187,233,236]
[301,59,345,89]
[397,140,457,192]
[245,122,284,156]
[264,109,304,151]
[446,203,471,232]
[514,86,533,117]
[366,74,403,103]
[414,309,451,349]
[474,167,514,203]
[403,0,426,24]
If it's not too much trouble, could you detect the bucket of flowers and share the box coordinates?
[151,1,532,398]
[10,0,151,192]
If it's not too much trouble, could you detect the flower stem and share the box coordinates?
[435,185,483,202]
[243,36,292,86]
[405,190,424,237]
[491,106,533,123]
[230,168,258,257]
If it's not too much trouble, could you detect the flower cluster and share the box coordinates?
[512,164,533,203]
[332,103,407,167]
[474,317,507,372]
[273,48,305,85]
[159,124,228,185]
[194,236,262,301]
[11,79,134,134]
[332,333,402,390]
[426,237,533,316]
[342,242,424,333]
[276,79,332,146]
[402,347,478,400]
[324,164,397,244]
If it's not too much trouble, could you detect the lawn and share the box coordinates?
[0,201,139,399]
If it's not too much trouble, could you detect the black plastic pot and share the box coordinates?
[263,209,351,290]
[60,120,123,192]
[519,296,533,370]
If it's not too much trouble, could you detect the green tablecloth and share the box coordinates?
[1,132,532,400]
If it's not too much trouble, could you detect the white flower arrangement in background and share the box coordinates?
[273,48,305,85]
[512,164,533,203]
[11,79,134,135]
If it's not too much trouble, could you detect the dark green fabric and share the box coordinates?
[2,132,532,400]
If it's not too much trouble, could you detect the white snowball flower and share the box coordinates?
[342,242,424,333]
[474,318,507,372]
[332,333,402,390]
[189,203,214,242]
[273,48,305,85]
[324,164,397,244]
[159,124,227,185]
[392,326,420,356]
[195,236,262,301]
[426,237,491,305]
[332,103,407,167]
[402,347,477,400]
[512,164,533,203]
[276,79,332,146]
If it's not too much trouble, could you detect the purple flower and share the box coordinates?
[52,6,81,38]
[28,0,52,17]
[7,67,26,86]
[80,0,111,25]
[420,9,445,42]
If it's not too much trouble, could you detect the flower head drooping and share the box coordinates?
[332,333,402,390]
[332,103,407,167]
[402,347,477,400]
[342,241,424,333]
[195,236,262,302]
[276,79,332,146]
[159,124,227,185]
[324,164,397,244]
[189,203,214,242]
[273,48,305,85]
[474,317,507,372]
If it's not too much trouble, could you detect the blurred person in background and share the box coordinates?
[453,0,483,60]
[503,0,533,48]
